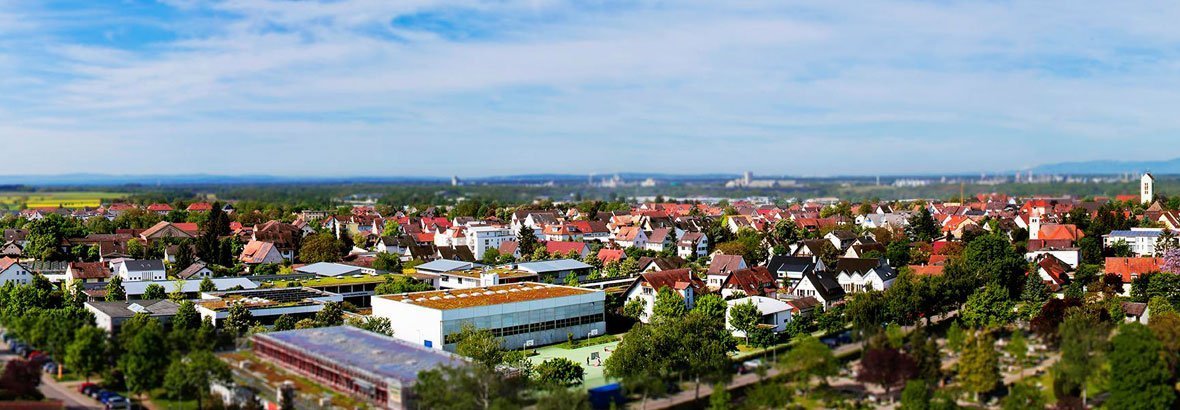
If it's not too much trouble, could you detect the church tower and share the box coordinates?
[1142,172,1155,204]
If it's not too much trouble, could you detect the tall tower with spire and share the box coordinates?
[1142,172,1155,204]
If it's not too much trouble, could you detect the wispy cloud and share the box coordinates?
[2,0,1180,177]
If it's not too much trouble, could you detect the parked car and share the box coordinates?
[41,361,56,373]
[90,389,109,399]
[100,393,126,405]
[104,397,129,409]
[78,382,97,395]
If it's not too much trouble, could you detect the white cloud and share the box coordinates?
[2,0,1180,176]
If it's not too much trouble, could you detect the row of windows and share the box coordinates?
[443,313,603,344]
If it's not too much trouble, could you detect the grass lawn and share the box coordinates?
[149,388,200,410]
[295,274,391,287]
[555,334,619,350]
[530,340,620,389]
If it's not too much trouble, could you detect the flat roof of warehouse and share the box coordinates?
[255,326,464,384]
[379,282,599,310]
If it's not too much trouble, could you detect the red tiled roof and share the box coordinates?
[708,255,746,275]
[1036,254,1070,290]
[545,241,586,255]
[1037,224,1083,242]
[68,262,109,280]
[186,202,213,212]
[146,203,174,212]
[721,267,779,297]
[638,269,705,294]
[1105,257,1163,283]
[908,265,944,276]
[597,248,624,265]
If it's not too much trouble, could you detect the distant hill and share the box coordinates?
[1032,158,1180,175]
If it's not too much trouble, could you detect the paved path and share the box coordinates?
[637,312,958,409]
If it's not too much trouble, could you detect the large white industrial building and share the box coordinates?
[371,282,605,351]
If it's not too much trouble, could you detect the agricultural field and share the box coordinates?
[0,191,129,210]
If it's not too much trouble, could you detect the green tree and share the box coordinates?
[900,379,931,410]
[162,350,232,410]
[374,275,432,295]
[961,234,1027,297]
[373,251,403,273]
[121,318,168,398]
[1006,330,1029,376]
[299,233,343,263]
[1054,313,1108,405]
[416,364,522,410]
[105,275,126,301]
[651,287,687,322]
[172,301,200,332]
[66,280,88,309]
[779,335,837,392]
[345,315,394,336]
[709,381,730,410]
[1019,272,1050,318]
[533,357,584,387]
[199,276,216,292]
[273,314,296,331]
[960,285,1014,329]
[886,240,912,267]
[728,300,761,343]
[453,323,507,369]
[480,248,501,266]
[1001,380,1045,410]
[693,294,727,322]
[907,207,940,242]
[535,386,591,410]
[65,326,106,382]
[224,302,256,337]
[957,331,999,402]
[314,301,344,327]
[142,283,166,300]
[1107,322,1174,409]
[623,297,646,320]
[518,225,540,257]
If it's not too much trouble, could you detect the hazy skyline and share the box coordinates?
[4,1,1180,177]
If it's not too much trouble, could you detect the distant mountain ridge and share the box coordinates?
[1031,158,1180,175]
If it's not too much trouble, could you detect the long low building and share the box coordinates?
[372,282,605,351]
[196,287,342,326]
[252,326,466,409]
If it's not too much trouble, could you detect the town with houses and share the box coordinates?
[0,171,1174,409]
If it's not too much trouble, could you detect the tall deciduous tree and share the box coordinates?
[858,347,916,398]
[692,294,727,322]
[651,287,687,322]
[533,358,584,388]
[142,283,166,300]
[957,331,999,402]
[779,335,837,392]
[1107,322,1174,409]
[65,326,105,382]
[300,233,343,263]
[122,318,168,398]
[1054,313,1108,405]
[105,275,126,301]
[728,300,761,343]
[906,207,940,243]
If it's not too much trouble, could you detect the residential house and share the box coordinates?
[644,228,673,253]
[542,223,583,242]
[638,256,687,273]
[676,232,709,259]
[0,257,31,286]
[718,267,779,299]
[832,258,898,293]
[117,260,167,282]
[706,254,747,288]
[0,241,20,258]
[824,230,857,251]
[177,262,214,280]
[614,227,648,249]
[86,300,181,333]
[622,269,705,323]
[570,221,611,242]
[1105,257,1164,296]
[545,241,590,258]
[1103,229,1171,257]
[146,203,174,215]
[239,241,285,267]
[514,259,594,283]
[139,221,196,242]
[597,248,625,266]
[725,296,792,338]
[1033,254,1071,292]
[791,269,845,308]
[465,225,515,260]
[186,202,213,212]
[253,221,302,261]
[66,261,110,285]
[767,255,819,289]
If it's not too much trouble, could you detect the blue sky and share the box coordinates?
[3,1,1180,177]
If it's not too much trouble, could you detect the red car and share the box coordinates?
[78,382,97,395]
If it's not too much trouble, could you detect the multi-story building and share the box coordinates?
[372,282,606,351]
[1104,228,1172,257]
[464,226,515,260]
